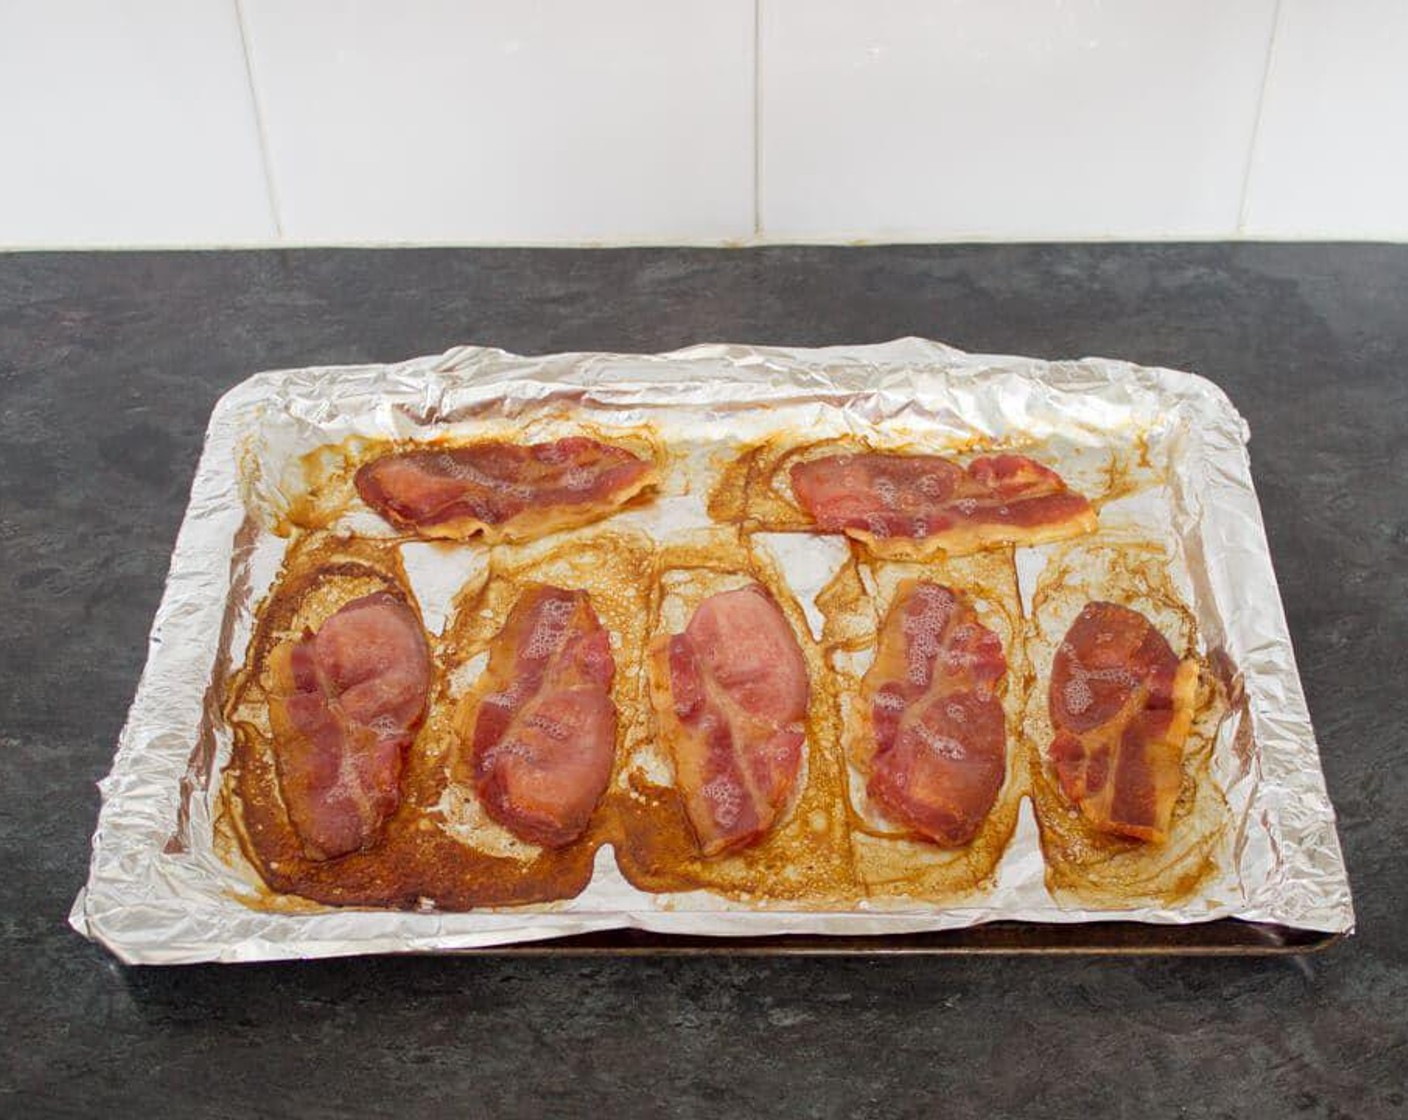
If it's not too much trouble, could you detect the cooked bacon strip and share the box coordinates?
[790,452,1095,557]
[463,586,617,848]
[1048,601,1198,843]
[355,437,655,541]
[861,581,1008,846]
[650,584,809,857]
[267,592,431,860]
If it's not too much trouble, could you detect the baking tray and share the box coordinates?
[70,339,1354,962]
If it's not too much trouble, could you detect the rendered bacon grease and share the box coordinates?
[458,585,618,848]
[790,452,1096,557]
[1048,602,1198,843]
[266,592,432,860]
[650,584,809,857]
[354,437,655,541]
[861,581,1008,846]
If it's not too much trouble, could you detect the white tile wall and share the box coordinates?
[0,0,1405,246]
[759,0,1277,240]
[0,0,275,247]
[1242,0,1408,239]
[239,0,754,244]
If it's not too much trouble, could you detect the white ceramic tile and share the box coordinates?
[759,0,1277,240]
[240,0,754,244]
[1242,0,1408,238]
[0,0,275,247]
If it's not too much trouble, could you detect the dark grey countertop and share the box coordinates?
[2,245,1405,1118]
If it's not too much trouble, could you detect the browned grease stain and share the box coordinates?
[817,546,1030,902]
[223,526,863,909]
[1089,430,1157,512]
[222,533,605,909]
[221,417,1232,916]
[605,529,857,904]
[1023,538,1230,909]
[418,530,666,905]
[271,419,667,539]
[708,433,1126,557]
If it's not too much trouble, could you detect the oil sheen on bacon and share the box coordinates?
[651,584,809,857]
[354,437,653,538]
[267,592,431,860]
[862,581,1008,846]
[466,586,618,848]
[1048,601,1196,843]
[789,452,1095,551]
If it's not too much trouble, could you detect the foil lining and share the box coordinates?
[70,338,1354,963]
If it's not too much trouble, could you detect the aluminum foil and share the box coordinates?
[70,338,1354,963]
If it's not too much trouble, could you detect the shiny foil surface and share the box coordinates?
[70,339,1353,963]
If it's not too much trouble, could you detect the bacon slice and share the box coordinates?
[860,581,1008,846]
[649,584,809,857]
[1048,601,1199,843]
[355,437,655,541]
[790,452,1096,557]
[463,586,618,848]
[267,592,431,860]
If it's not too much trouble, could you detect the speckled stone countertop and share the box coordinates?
[2,245,1404,1118]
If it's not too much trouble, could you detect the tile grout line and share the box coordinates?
[1237,0,1283,237]
[752,0,761,238]
[234,0,285,240]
